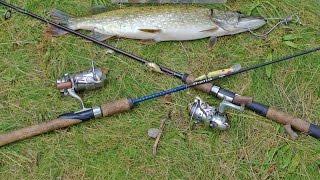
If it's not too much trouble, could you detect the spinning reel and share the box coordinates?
[56,63,107,110]
[189,97,244,130]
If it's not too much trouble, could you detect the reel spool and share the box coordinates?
[189,97,244,130]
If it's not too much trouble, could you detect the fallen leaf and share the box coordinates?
[284,41,299,49]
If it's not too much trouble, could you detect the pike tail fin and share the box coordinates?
[46,9,72,36]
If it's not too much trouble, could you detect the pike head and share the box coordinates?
[211,10,266,34]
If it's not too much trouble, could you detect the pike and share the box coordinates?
[0,49,320,146]
[46,6,266,43]
[0,1,319,145]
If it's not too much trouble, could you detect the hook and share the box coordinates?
[4,9,12,20]
[248,14,302,38]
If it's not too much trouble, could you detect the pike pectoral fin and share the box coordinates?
[89,32,113,42]
[200,27,219,32]
[138,29,161,33]
[139,39,157,45]
[90,5,108,15]
[47,9,72,36]
[208,36,218,48]
[46,25,69,36]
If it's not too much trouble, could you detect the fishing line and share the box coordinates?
[264,14,301,23]
[246,0,302,38]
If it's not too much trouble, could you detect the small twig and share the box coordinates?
[0,40,37,46]
[152,118,166,156]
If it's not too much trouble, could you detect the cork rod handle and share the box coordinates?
[0,99,134,147]
[184,75,213,93]
[0,119,82,147]
[245,101,320,139]
[266,107,320,139]
[101,98,133,117]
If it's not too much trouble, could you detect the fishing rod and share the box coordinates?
[1,1,319,100]
[0,1,319,142]
[0,54,320,146]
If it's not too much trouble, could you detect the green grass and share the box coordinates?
[0,0,319,179]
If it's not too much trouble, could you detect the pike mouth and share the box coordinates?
[237,16,266,30]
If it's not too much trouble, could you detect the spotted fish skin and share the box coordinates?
[50,6,266,42]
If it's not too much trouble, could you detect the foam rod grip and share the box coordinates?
[184,75,213,94]
[308,124,320,139]
[245,101,269,117]
[0,119,82,147]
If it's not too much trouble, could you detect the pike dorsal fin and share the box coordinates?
[139,29,161,33]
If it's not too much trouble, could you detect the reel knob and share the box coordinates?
[209,112,229,130]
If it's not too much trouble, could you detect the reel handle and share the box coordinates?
[0,98,133,147]
[309,124,320,139]
[56,81,72,90]
[246,101,320,139]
